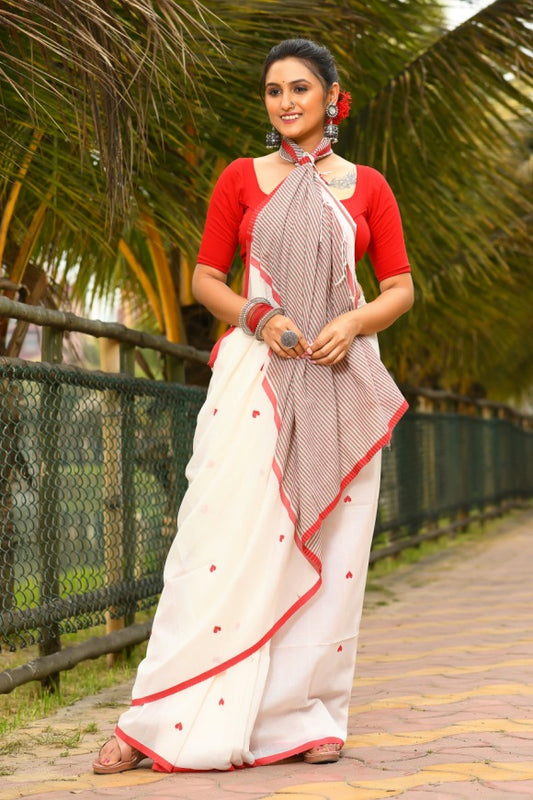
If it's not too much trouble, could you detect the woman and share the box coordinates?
[93,37,413,774]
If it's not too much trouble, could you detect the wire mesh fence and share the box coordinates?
[0,355,532,660]
[377,411,533,548]
[0,358,205,653]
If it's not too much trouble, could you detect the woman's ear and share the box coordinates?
[328,82,340,106]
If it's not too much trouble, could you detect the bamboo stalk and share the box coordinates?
[0,130,44,267]
[9,190,53,286]
[100,338,124,667]
[177,249,195,306]
[0,296,210,364]
[118,238,164,331]
[38,327,64,693]
[6,273,48,358]
[0,621,152,695]
[119,343,137,641]
[139,209,186,343]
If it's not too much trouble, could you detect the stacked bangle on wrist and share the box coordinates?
[238,297,286,340]
[247,302,274,333]
[255,307,285,341]
[238,296,270,336]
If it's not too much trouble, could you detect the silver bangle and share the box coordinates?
[238,296,271,336]
[255,307,286,341]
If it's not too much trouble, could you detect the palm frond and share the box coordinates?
[2,0,533,399]
[0,0,224,221]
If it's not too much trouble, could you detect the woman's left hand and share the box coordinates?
[310,274,414,365]
[310,312,359,365]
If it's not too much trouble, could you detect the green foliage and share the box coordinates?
[0,0,223,221]
[1,0,532,398]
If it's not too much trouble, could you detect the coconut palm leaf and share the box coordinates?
[0,0,224,221]
[302,0,531,395]
[1,0,532,398]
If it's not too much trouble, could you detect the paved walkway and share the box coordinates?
[2,508,533,799]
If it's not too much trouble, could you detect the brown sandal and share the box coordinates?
[93,735,145,774]
[303,742,342,764]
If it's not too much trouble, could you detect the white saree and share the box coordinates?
[116,139,407,771]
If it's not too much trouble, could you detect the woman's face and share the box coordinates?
[264,57,339,150]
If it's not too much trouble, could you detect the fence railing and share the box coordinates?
[0,298,532,692]
[375,399,532,559]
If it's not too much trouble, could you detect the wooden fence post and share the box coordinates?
[38,326,64,692]
[119,344,136,634]
[100,338,123,667]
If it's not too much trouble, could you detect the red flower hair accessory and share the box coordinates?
[332,90,351,125]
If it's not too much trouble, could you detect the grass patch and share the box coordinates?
[31,726,82,748]
[0,617,150,737]
[0,739,25,755]
[84,722,98,734]
[0,649,145,737]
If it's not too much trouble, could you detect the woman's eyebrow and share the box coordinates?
[265,78,312,88]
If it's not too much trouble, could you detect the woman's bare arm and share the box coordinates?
[192,264,244,326]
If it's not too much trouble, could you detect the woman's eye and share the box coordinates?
[267,88,281,96]
[294,86,308,93]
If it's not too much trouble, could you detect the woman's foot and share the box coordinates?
[303,742,342,764]
[93,734,145,774]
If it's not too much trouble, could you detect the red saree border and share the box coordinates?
[208,326,235,368]
[265,380,408,573]
[130,575,322,706]
[254,736,344,767]
[116,724,344,773]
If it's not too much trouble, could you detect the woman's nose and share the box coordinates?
[280,93,295,110]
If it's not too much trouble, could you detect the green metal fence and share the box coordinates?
[1,356,532,658]
[0,358,205,652]
[376,409,533,556]
[0,299,532,690]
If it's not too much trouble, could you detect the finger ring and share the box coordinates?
[280,330,299,348]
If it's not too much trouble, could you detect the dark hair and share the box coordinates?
[260,38,339,92]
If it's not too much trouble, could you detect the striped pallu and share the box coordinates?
[250,138,408,567]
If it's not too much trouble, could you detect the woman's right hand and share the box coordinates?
[192,265,311,359]
[260,315,310,359]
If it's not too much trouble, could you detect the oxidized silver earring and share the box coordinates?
[266,126,282,149]
[324,102,339,143]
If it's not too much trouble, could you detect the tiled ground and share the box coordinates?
[2,508,532,799]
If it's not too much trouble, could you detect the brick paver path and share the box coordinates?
[2,508,533,799]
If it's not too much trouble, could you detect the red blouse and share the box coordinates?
[197,158,410,283]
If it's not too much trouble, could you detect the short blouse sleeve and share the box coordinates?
[364,168,410,282]
[196,160,247,274]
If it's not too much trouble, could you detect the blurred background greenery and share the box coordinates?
[1,0,532,399]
